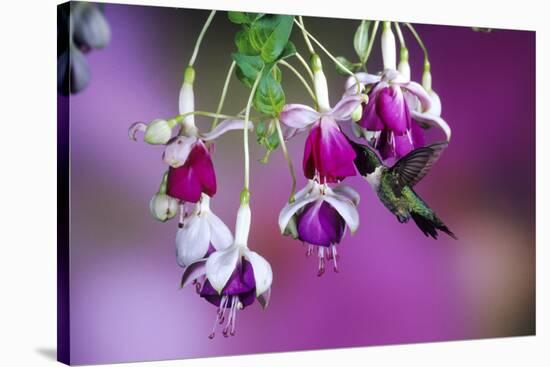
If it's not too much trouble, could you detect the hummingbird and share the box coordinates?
[348,138,457,240]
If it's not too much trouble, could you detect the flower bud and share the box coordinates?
[397,47,410,81]
[381,21,396,70]
[163,135,197,168]
[422,60,432,92]
[234,203,251,247]
[310,54,331,112]
[144,119,173,145]
[149,193,179,222]
[351,104,363,122]
[179,66,196,132]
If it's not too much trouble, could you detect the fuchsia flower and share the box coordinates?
[175,194,233,267]
[279,180,360,275]
[130,70,252,203]
[404,84,452,142]
[346,69,434,160]
[345,22,451,161]
[166,140,217,203]
[180,204,272,338]
[279,95,362,183]
[163,119,252,203]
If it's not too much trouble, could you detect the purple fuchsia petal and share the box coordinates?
[376,129,409,161]
[297,200,346,247]
[167,141,217,202]
[302,122,321,180]
[411,121,426,148]
[194,142,217,197]
[375,85,411,135]
[200,259,257,308]
[304,119,357,183]
[357,81,387,131]
[317,117,357,183]
[358,99,385,131]
[167,165,202,203]
[381,122,425,160]
[393,133,415,158]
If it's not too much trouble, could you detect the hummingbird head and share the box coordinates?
[345,134,382,177]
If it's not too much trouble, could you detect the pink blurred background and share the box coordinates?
[65,3,535,364]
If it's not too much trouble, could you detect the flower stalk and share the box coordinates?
[295,51,315,81]
[188,10,216,66]
[298,16,315,54]
[243,69,264,192]
[212,60,236,129]
[275,119,297,203]
[293,18,361,93]
[362,20,380,69]
[279,60,317,106]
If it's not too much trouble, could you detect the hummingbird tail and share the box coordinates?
[410,211,457,240]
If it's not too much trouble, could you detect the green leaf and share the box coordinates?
[235,29,259,55]
[278,41,296,60]
[354,20,371,62]
[335,56,356,75]
[255,120,266,138]
[253,71,285,116]
[232,53,264,87]
[249,15,294,63]
[228,12,265,24]
[267,129,280,150]
[271,65,282,83]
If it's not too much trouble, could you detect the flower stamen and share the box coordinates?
[317,247,326,277]
[331,245,339,273]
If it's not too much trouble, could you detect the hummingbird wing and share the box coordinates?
[389,142,448,193]
[346,136,383,175]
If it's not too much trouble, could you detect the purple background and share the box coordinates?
[66,3,535,365]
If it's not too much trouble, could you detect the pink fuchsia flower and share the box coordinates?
[163,119,252,204]
[345,22,451,160]
[164,67,251,202]
[278,180,360,275]
[166,140,216,203]
[346,69,433,160]
[180,204,272,338]
[129,64,252,203]
[279,95,362,183]
[176,194,233,267]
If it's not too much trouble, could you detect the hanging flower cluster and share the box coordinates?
[129,12,457,338]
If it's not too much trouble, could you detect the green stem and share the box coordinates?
[295,51,315,82]
[394,22,406,48]
[188,10,216,66]
[243,70,263,191]
[275,119,297,203]
[405,23,429,63]
[298,16,315,54]
[278,60,317,106]
[293,19,361,93]
[363,20,379,69]
[173,110,243,124]
[212,60,236,129]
